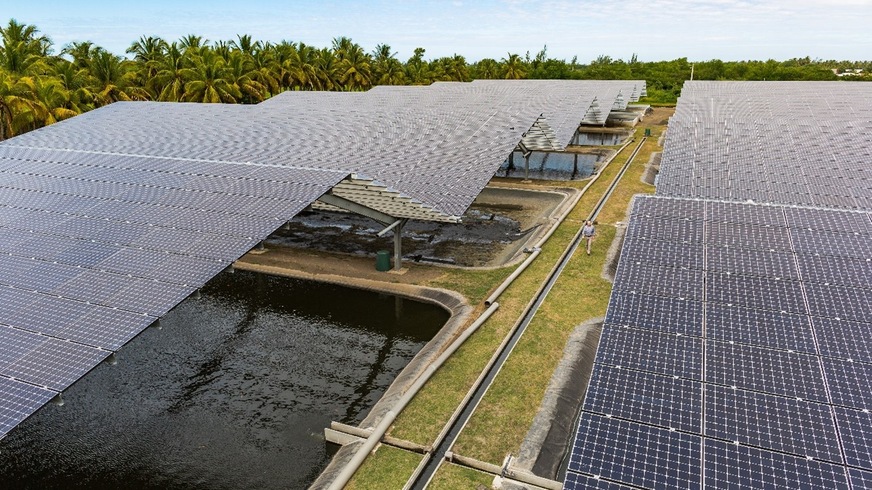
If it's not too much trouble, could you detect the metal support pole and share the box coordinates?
[524,153,530,180]
[393,219,407,271]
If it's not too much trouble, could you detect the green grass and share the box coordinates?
[428,463,493,490]
[346,446,422,490]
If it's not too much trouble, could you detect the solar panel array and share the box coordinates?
[567,195,872,488]
[566,81,872,489]
[0,80,645,441]
[658,81,872,211]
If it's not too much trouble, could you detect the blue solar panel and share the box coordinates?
[705,221,792,251]
[0,376,56,437]
[705,385,840,462]
[813,317,872,363]
[619,238,704,270]
[703,439,849,489]
[604,292,702,336]
[568,413,702,489]
[822,357,872,411]
[706,246,799,280]
[584,364,702,432]
[614,264,704,300]
[625,215,703,244]
[805,282,872,324]
[795,253,872,289]
[563,472,637,490]
[833,406,872,470]
[705,341,827,402]
[596,325,703,379]
[851,468,872,489]
[705,303,816,353]
[706,272,806,314]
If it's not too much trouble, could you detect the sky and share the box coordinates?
[4,0,872,63]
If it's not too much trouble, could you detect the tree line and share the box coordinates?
[1,19,869,140]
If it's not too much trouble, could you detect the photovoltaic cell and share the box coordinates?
[705,385,841,462]
[822,358,872,411]
[0,376,56,437]
[813,317,872,363]
[705,303,816,354]
[705,341,827,402]
[597,325,702,379]
[604,292,703,336]
[706,272,806,314]
[583,363,702,432]
[851,469,872,489]
[703,439,849,489]
[804,282,872,324]
[795,253,872,289]
[563,472,637,490]
[833,406,872,471]
[568,413,702,489]
[706,246,799,280]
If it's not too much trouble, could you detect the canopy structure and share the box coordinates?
[0,80,645,441]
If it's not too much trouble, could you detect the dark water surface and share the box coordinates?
[0,271,448,490]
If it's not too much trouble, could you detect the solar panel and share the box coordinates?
[705,303,816,353]
[568,413,702,489]
[596,325,702,379]
[703,439,849,489]
[822,357,872,411]
[833,406,872,471]
[583,363,702,432]
[604,292,703,336]
[706,340,828,402]
[705,385,840,462]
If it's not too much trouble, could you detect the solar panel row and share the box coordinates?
[568,194,872,488]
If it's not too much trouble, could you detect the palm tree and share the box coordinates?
[16,75,78,128]
[151,42,188,101]
[62,41,95,69]
[126,35,167,88]
[180,50,240,103]
[48,58,94,112]
[179,34,206,52]
[0,69,36,139]
[502,53,527,79]
[225,51,266,103]
[245,47,280,96]
[337,43,372,90]
[0,20,52,75]
[285,42,320,90]
[314,48,340,91]
[405,47,430,85]
[89,47,145,105]
[372,44,404,85]
[472,58,500,79]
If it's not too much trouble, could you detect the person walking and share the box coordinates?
[582,220,596,255]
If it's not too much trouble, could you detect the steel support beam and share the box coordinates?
[317,193,394,226]
[393,219,408,271]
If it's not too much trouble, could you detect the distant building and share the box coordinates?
[832,67,865,77]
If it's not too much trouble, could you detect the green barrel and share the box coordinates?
[376,250,391,271]
[644,128,652,137]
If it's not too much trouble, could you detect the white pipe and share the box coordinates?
[326,301,501,490]
[484,249,540,306]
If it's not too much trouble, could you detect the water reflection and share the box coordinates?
[0,271,447,490]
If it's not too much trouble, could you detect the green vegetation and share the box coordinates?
[2,18,870,139]
[345,446,421,490]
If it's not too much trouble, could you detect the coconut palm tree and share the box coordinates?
[0,69,36,139]
[314,48,340,91]
[48,58,94,112]
[151,42,188,101]
[225,51,267,103]
[502,53,527,79]
[372,44,404,86]
[89,47,146,104]
[337,43,372,91]
[126,35,167,89]
[16,75,78,128]
[180,50,240,103]
[62,41,95,70]
[472,58,500,79]
[0,19,52,75]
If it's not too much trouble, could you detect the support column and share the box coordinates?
[393,219,407,271]
[524,153,530,181]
